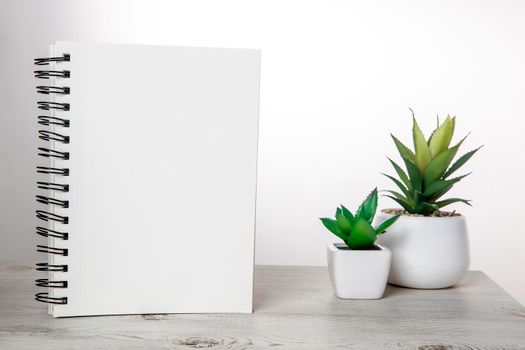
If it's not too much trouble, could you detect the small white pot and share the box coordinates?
[374,211,469,289]
[327,243,391,299]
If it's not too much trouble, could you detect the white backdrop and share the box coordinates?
[1,0,524,305]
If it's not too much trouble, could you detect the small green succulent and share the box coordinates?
[320,188,400,250]
[384,110,482,216]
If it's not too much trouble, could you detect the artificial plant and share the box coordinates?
[320,188,400,250]
[384,110,481,216]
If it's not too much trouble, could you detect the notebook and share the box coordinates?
[34,42,260,317]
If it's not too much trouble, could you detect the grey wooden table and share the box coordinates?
[0,263,524,350]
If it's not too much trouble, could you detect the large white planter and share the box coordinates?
[374,211,469,289]
[327,243,391,299]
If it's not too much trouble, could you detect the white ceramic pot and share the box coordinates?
[374,211,469,289]
[327,243,391,299]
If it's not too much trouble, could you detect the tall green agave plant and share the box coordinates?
[320,188,400,250]
[384,111,481,216]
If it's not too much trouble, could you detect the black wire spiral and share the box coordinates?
[37,101,70,111]
[34,54,70,66]
[36,181,69,192]
[37,148,70,160]
[34,53,71,305]
[37,86,70,95]
[36,263,68,272]
[36,226,69,240]
[37,116,70,127]
[34,70,70,79]
[35,292,67,305]
[36,166,70,176]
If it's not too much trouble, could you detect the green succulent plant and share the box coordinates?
[320,188,400,250]
[384,110,482,216]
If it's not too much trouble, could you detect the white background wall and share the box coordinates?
[1,0,524,305]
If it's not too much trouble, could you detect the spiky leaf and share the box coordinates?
[414,202,439,215]
[355,188,378,223]
[320,218,346,240]
[427,185,454,203]
[374,214,400,234]
[384,195,414,213]
[335,208,352,234]
[422,173,470,197]
[382,174,411,198]
[340,205,354,225]
[443,146,482,178]
[391,134,415,163]
[345,217,377,249]
[388,158,412,190]
[403,157,423,192]
[435,198,472,209]
[428,116,455,156]
[384,190,410,202]
[412,117,432,172]
[422,143,462,188]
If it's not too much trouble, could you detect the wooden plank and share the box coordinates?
[0,263,524,349]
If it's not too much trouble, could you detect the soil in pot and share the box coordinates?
[333,243,381,251]
[382,208,461,217]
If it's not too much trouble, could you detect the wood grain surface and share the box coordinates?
[0,263,524,349]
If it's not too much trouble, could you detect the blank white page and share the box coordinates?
[47,42,260,317]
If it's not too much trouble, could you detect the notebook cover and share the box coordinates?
[42,42,260,317]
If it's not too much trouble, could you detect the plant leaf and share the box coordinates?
[422,139,464,188]
[449,116,456,140]
[340,205,354,225]
[384,190,410,202]
[320,218,346,240]
[422,173,471,197]
[391,134,415,163]
[414,202,439,215]
[360,192,379,222]
[382,173,411,198]
[412,117,432,172]
[428,115,455,157]
[403,157,423,193]
[355,188,378,224]
[345,217,377,249]
[384,195,415,213]
[335,208,353,234]
[435,198,472,209]
[388,158,412,191]
[374,214,400,234]
[443,146,482,178]
[428,185,453,202]
[427,114,440,145]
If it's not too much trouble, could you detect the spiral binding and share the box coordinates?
[37,86,70,95]
[38,130,70,143]
[36,210,69,224]
[34,70,70,79]
[35,53,70,305]
[36,195,69,208]
[35,279,68,288]
[37,148,70,160]
[36,181,69,192]
[37,101,70,111]
[37,245,68,256]
[37,116,70,127]
[36,226,69,240]
[36,166,70,176]
[34,54,70,66]
[35,292,67,305]
[36,263,68,272]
